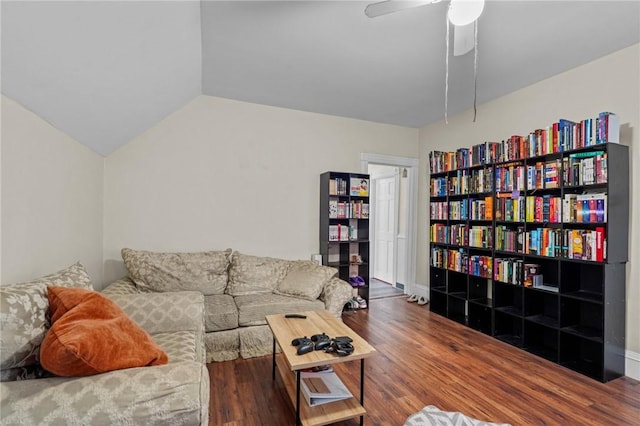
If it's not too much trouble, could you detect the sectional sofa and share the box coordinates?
[0,263,209,425]
[102,248,353,362]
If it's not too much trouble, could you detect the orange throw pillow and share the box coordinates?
[40,286,168,377]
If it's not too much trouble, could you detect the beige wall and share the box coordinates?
[1,95,104,286]
[103,95,419,285]
[418,45,640,357]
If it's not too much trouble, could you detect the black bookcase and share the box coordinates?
[429,141,628,382]
[320,172,370,309]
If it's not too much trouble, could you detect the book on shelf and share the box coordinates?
[329,225,352,242]
[329,178,348,196]
[597,112,619,144]
[523,263,542,287]
[300,371,352,407]
[329,200,338,219]
[429,112,619,173]
[350,177,369,196]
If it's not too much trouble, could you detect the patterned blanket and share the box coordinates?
[404,405,511,426]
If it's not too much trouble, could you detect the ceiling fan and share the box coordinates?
[365,0,485,56]
[365,0,486,121]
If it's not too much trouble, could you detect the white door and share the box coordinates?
[373,175,397,284]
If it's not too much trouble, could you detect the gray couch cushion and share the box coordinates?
[0,362,208,425]
[274,260,337,301]
[234,293,325,326]
[226,252,290,296]
[204,329,239,363]
[0,262,93,374]
[122,248,232,295]
[203,294,238,332]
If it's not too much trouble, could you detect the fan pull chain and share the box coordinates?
[473,19,478,122]
[444,11,450,124]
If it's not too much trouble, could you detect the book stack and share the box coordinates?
[566,228,606,261]
[329,200,370,219]
[329,178,348,196]
[494,257,524,285]
[429,151,457,173]
[562,193,607,223]
[448,200,468,220]
[525,195,561,223]
[430,177,448,196]
[329,225,353,242]
[469,198,491,220]
[428,224,468,246]
[496,163,526,192]
[468,225,493,249]
[468,255,493,278]
[469,167,493,193]
[525,227,563,257]
[495,225,524,253]
[430,201,448,220]
[448,170,468,195]
[495,192,525,222]
[563,151,607,186]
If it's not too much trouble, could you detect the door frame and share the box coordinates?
[360,153,419,295]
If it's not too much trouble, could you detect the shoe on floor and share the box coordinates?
[417,296,429,305]
[407,294,418,302]
[351,297,360,309]
[355,296,367,309]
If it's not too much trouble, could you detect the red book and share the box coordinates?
[535,197,543,222]
[595,227,605,262]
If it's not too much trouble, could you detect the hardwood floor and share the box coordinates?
[207,297,640,425]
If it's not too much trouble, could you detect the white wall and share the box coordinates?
[418,45,640,368]
[1,95,104,286]
[103,95,419,285]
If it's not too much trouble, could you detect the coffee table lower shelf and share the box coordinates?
[275,353,366,426]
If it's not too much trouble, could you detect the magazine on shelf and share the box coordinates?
[350,177,369,196]
[300,371,352,407]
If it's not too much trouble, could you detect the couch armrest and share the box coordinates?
[106,291,205,337]
[319,277,352,318]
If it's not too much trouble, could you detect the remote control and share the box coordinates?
[285,314,307,319]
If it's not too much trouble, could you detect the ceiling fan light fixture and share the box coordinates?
[448,0,485,26]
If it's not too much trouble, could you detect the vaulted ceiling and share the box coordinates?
[2,1,639,156]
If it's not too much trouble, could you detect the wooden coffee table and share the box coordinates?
[266,310,377,426]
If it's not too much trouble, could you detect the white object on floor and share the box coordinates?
[407,294,419,302]
[404,405,511,426]
[417,296,429,305]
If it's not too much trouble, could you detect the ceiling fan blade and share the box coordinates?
[365,0,437,18]
[453,22,475,56]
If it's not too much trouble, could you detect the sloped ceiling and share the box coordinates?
[2,1,639,156]
[1,1,202,156]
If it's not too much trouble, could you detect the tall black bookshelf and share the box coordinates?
[320,172,370,309]
[429,128,628,382]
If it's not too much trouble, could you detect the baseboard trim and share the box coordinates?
[411,283,429,298]
[626,350,640,380]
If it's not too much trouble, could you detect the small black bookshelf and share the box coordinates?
[320,171,370,310]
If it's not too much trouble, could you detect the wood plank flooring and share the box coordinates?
[207,297,640,425]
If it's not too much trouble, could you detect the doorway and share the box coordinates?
[361,154,419,298]
[369,165,399,285]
